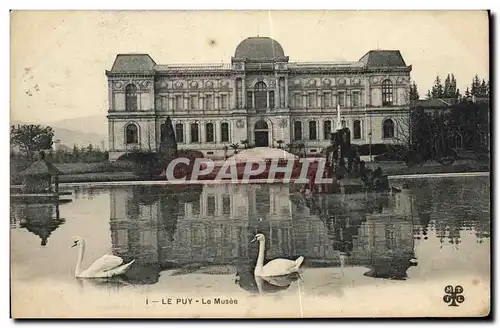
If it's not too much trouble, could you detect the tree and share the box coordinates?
[470,75,481,96]
[230,143,240,154]
[430,75,444,99]
[425,90,432,100]
[10,124,54,160]
[464,87,471,98]
[443,74,460,100]
[478,79,488,97]
[409,81,420,101]
[240,139,249,149]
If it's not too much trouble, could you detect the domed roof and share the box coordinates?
[234,37,285,60]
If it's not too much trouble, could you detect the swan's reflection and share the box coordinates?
[234,264,301,295]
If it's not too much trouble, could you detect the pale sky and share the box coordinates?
[11,10,489,123]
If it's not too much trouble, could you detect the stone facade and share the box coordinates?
[106,37,412,161]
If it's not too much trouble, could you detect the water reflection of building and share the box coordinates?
[10,202,65,246]
[109,184,418,272]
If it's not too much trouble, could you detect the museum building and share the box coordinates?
[106,36,412,161]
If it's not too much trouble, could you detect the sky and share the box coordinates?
[10,10,490,123]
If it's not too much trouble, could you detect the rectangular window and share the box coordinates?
[222,195,231,215]
[323,92,331,108]
[205,123,214,142]
[247,91,253,108]
[294,121,302,141]
[338,92,345,107]
[220,94,228,109]
[190,95,198,110]
[309,121,317,140]
[221,122,229,142]
[190,123,199,143]
[323,120,332,140]
[352,91,361,107]
[175,123,184,143]
[175,95,183,110]
[308,93,316,108]
[207,195,216,216]
[294,94,301,109]
[205,94,213,110]
[269,91,275,109]
[353,120,362,139]
[160,96,168,110]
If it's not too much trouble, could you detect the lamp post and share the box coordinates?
[368,131,372,162]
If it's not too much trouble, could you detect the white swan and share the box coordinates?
[251,233,304,277]
[71,236,135,278]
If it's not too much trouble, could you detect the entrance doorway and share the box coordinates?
[254,120,269,147]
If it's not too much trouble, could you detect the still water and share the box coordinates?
[10,176,490,318]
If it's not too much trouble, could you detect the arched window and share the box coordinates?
[190,123,199,143]
[309,121,317,140]
[254,82,267,109]
[125,84,138,111]
[294,121,302,141]
[353,120,362,139]
[221,122,229,142]
[206,123,214,142]
[383,119,395,139]
[382,79,393,106]
[175,123,184,143]
[323,120,332,140]
[125,124,138,144]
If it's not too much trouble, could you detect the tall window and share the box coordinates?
[236,78,243,109]
[382,79,393,106]
[190,123,199,143]
[269,91,275,109]
[383,119,395,138]
[246,91,253,108]
[125,124,138,144]
[205,94,213,110]
[175,123,184,143]
[353,120,362,139]
[294,94,302,109]
[160,95,168,110]
[323,120,332,140]
[206,123,214,142]
[279,77,286,108]
[190,95,198,110]
[338,91,345,107]
[220,122,229,142]
[254,82,267,109]
[222,195,231,215]
[220,94,228,109]
[175,95,183,110]
[294,121,302,141]
[309,121,317,140]
[125,84,138,111]
[322,92,331,108]
[308,93,316,108]
[352,91,361,107]
[207,195,216,216]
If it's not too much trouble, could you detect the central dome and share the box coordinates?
[234,37,285,60]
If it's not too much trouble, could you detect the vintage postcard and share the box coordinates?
[10,10,491,318]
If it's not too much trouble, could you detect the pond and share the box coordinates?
[10,176,490,318]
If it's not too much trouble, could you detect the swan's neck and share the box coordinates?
[256,239,265,270]
[75,241,85,277]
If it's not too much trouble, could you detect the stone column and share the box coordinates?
[252,93,255,109]
[319,119,324,141]
[275,78,280,109]
[285,77,289,107]
[266,91,270,109]
[200,122,206,143]
[242,78,246,108]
